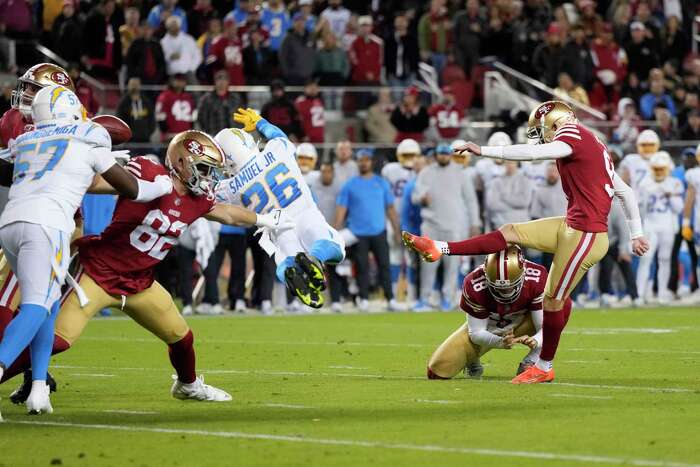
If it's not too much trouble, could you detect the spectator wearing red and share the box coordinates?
[67,62,100,117]
[238,5,270,48]
[428,86,464,140]
[207,18,245,86]
[1,0,34,38]
[589,23,627,113]
[417,0,453,76]
[81,0,122,82]
[390,86,429,143]
[295,79,325,143]
[261,80,304,142]
[155,74,196,141]
[349,16,383,85]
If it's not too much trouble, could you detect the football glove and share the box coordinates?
[682,225,694,242]
[233,107,263,132]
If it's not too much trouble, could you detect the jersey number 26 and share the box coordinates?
[241,163,302,213]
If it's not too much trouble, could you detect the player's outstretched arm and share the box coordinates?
[206,204,295,230]
[94,165,173,202]
[612,172,649,256]
[468,315,511,349]
[234,108,288,141]
[455,141,572,162]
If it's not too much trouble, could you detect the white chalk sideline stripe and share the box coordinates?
[6,420,698,467]
[50,365,694,393]
[414,399,461,404]
[102,410,158,415]
[548,393,614,400]
[69,373,116,378]
[261,403,313,409]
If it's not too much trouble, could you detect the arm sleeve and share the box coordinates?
[255,118,288,141]
[87,125,116,174]
[612,171,644,239]
[467,314,504,349]
[480,140,573,161]
[529,307,543,348]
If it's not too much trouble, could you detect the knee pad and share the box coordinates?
[276,256,296,283]
[310,239,345,264]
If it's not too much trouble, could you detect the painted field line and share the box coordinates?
[328,365,369,370]
[7,420,699,467]
[51,365,695,393]
[68,373,115,378]
[261,403,313,409]
[566,328,675,335]
[549,393,613,400]
[102,410,158,415]
[414,399,461,404]
[561,360,608,364]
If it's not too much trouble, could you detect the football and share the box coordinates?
[92,114,132,145]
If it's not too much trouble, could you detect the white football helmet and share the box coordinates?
[396,138,420,168]
[296,142,318,174]
[31,85,86,125]
[487,131,512,146]
[636,129,660,158]
[650,151,672,181]
[215,128,259,175]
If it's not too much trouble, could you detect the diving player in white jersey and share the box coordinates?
[382,138,418,296]
[619,129,659,191]
[0,85,172,414]
[215,108,345,309]
[296,142,320,186]
[636,152,683,305]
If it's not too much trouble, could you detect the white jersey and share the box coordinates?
[637,176,684,230]
[620,153,651,191]
[381,162,413,214]
[474,158,504,187]
[0,120,114,233]
[303,170,320,187]
[520,161,547,187]
[686,167,700,232]
[216,137,317,219]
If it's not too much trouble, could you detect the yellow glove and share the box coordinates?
[682,225,694,242]
[233,107,262,132]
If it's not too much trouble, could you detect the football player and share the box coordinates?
[0,85,173,413]
[215,109,346,309]
[296,142,319,185]
[382,139,419,300]
[2,130,291,404]
[636,152,683,304]
[619,129,660,191]
[404,100,649,384]
[428,246,571,379]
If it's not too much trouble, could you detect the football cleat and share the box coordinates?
[295,252,326,291]
[10,370,57,405]
[284,266,323,308]
[466,360,484,378]
[516,360,535,376]
[402,231,442,262]
[171,375,232,402]
[511,365,554,384]
[26,382,54,415]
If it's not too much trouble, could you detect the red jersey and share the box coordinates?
[155,89,195,141]
[349,35,383,83]
[0,108,32,148]
[428,103,463,139]
[208,35,245,85]
[75,157,215,295]
[553,122,614,232]
[461,262,547,332]
[294,95,325,143]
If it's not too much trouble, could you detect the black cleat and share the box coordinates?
[285,265,323,308]
[295,253,326,291]
[9,370,57,404]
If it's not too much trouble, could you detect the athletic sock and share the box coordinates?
[535,359,553,371]
[446,230,507,256]
[539,299,573,368]
[0,305,14,340]
[30,301,60,381]
[276,256,296,282]
[168,330,196,384]
[309,239,344,264]
[0,303,48,369]
[0,335,70,384]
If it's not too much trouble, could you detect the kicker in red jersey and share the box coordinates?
[552,122,615,233]
[461,261,546,331]
[0,108,33,148]
[75,157,215,295]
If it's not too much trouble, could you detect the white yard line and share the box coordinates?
[6,420,698,467]
[548,393,614,400]
[51,365,694,393]
[414,399,461,404]
[327,365,369,370]
[261,403,314,409]
[102,410,158,415]
[68,373,115,378]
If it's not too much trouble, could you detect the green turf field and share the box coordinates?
[1,307,699,467]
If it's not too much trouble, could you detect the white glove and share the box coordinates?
[111,149,131,162]
[254,209,295,232]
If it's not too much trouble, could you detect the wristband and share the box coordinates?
[434,240,449,255]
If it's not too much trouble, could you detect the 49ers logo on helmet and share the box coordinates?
[184,138,203,155]
[51,72,70,86]
[535,103,554,119]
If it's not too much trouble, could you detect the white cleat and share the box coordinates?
[196,303,224,315]
[171,375,232,402]
[261,300,274,315]
[26,382,53,415]
[388,299,406,312]
[357,299,369,312]
[181,305,193,316]
[234,299,247,313]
